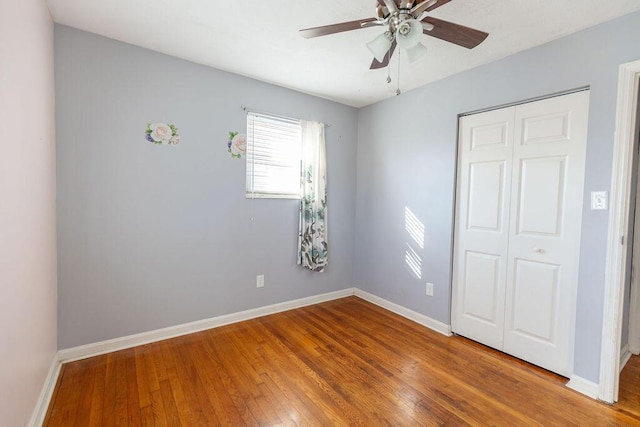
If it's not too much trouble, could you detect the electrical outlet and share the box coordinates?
[426,282,434,296]
[256,275,264,288]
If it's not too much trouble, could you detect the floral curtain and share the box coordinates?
[298,120,328,272]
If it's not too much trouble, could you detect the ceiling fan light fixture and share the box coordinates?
[367,31,393,63]
[395,18,423,49]
[405,42,428,63]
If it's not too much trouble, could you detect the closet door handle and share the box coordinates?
[533,247,545,254]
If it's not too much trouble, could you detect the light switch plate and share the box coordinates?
[591,191,608,210]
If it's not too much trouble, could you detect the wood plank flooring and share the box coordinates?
[44,297,640,426]
[619,354,640,420]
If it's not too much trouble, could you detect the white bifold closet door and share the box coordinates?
[452,90,590,376]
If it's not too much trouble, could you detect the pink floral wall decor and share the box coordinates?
[227,131,246,158]
[145,123,180,145]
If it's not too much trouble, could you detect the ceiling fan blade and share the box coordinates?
[377,0,400,15]
[421,16,488,49]
[410,0,438,17]
[381,0,399,14]
[412,0,453,15]
[385,0,451,12]
[361,20,386,30]
[370,39,397,69]
[423,0,452,12]
[300,18,377,38]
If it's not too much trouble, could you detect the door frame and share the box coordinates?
[629,179,640,355]
[599,59,640,403]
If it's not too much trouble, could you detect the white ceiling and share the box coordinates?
[47,0,640,108]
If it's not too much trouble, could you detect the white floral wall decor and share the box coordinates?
[145,123,180,145]
[227,131,246,158]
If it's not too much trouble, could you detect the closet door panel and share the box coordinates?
[452,108,515,350]
[467,161,506,231]
[461,251,501,324]
[503,91,589,376]
[510,258,560,342]
[516,156,567,236]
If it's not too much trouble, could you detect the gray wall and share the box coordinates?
[55,25,358,349]
[355,11,640,382]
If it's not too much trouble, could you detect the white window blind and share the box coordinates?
[246,112,302,199]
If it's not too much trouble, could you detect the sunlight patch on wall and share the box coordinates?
[405,244,422,280]
[404,206,425,280]
[405,206,425,249]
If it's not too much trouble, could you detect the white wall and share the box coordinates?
[0,0,58,425]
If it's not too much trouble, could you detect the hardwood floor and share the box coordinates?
[619,354,640,420]
[44,297,640,426]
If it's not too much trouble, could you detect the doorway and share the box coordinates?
[600,60,640,403]
[624,96,640,365]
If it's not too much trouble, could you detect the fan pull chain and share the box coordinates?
[396,48,401,96]
[385,46,392,84]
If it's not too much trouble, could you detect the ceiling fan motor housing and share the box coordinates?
[379,0,436,35]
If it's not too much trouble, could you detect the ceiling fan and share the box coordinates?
[299,0,489,70]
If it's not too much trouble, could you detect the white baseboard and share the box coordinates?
[620,343,632,372]
[566,375,599,400]
[42,287,455,423]
[354,289,452,336]
[58,287,455,366]
[58,288,356,363]
[40,287,607,420]
[28,353,62,427]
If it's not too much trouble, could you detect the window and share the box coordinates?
[246,112,302,199]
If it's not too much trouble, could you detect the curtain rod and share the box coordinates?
[241,105,331,127]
